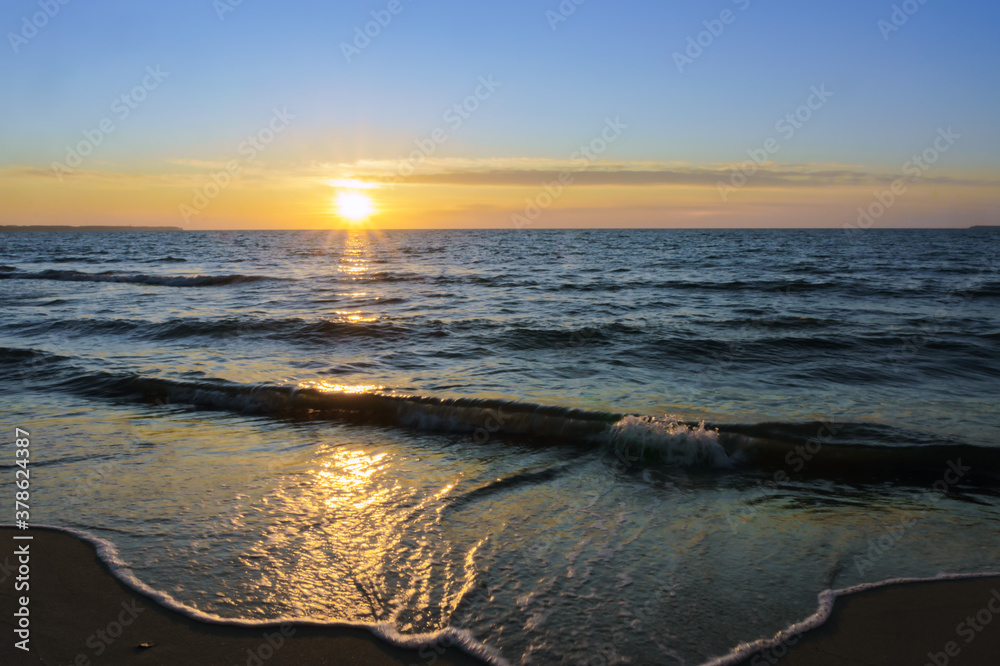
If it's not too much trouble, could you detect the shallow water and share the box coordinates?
[2,228,998,664]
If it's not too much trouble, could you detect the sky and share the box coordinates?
[2,0,999,229]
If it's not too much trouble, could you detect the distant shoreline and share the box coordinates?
[0,225,994,232]
[0,225,183,232]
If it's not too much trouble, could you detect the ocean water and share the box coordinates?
[2,228,999,665]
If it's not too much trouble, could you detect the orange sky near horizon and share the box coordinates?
[3,162,998,230]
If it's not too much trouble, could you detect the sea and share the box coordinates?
[2,228,999,665]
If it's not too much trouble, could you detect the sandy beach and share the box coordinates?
[0,527,486,665]
[3,527,998,665]
[736,575,1000,665]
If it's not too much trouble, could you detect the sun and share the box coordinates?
[335,191,374,222]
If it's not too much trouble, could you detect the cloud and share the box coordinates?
[316,158,1000,189]
[0,162,307,188]
[4,158,997,191]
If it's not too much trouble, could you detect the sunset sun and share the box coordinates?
[336,191,374,222]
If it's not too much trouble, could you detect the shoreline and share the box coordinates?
[2,526,998,665]
[0,526,491,665]
[727,574,1000,665]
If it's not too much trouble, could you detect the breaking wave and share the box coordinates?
[4,347,999,478]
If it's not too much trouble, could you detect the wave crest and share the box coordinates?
[608,415,732,469]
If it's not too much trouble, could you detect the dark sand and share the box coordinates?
[736,575,1000,665]
[3,527,998,665]
[0,527,486,665]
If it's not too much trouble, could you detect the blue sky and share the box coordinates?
[2,0,999,228]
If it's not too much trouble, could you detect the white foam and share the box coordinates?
[13,524,1000,666]
[701,570,1000,666]
[15,524,510,666]
[607,415,732,469]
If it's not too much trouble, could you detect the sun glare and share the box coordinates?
[336,191,374,222]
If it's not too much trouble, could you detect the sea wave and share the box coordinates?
[4,347,999,477]
[12,313,997,364]
[0,268,279,287]
[3,316,420,343]
[608,415,732,468]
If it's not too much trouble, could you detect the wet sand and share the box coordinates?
[0,527,486,665]
[3,526,998,665]
[735,575,1000,665]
